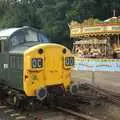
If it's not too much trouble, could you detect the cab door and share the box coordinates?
[44,47,62,85]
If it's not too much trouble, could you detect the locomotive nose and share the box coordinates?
[24,44,73,97]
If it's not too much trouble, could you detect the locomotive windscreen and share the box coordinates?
[25,30,38,42]
[10,29,50,47]
[38,33,49,43]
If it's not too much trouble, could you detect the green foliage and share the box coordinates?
[0,0,120,49]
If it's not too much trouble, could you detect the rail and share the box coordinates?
[56,106,101,120]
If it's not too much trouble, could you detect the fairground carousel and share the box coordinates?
[69,16,120,72]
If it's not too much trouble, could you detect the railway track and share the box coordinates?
[0,104,27,120]
[55,95,102,120]
[81,83,120,105]
[56,106,101,120]
[0,103,65,120]
[0,83,120,120]
[0,95,103,120]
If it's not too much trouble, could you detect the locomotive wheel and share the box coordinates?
[45,94,56,109]
[10,95,21,108]
[10,94,27,111]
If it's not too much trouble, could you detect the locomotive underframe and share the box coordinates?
[0,82,67,109]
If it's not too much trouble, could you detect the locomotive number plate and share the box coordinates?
[32,58,43,68]
[65,57,74,66]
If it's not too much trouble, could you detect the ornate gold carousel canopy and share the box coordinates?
[69,17,120,37]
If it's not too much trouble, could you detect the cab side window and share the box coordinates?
[11,35,19,46]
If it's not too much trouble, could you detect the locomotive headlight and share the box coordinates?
[38,48,43,54]
[32,58,43,68]
[63,48,67,54]
[64,57,74,68]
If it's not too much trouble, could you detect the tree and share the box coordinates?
[0,0,120,49]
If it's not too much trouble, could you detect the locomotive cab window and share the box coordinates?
[25,30,38,42]
[38,33,49,43]
[10,31,25,47]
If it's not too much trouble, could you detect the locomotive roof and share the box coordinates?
[0,28,21,38]
[0,26,36,40]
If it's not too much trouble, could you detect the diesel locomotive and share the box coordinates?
[0,26,74,107]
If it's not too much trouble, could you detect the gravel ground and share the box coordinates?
[72,70,120,120]
[77,99,120,120]
[0,110,13,120]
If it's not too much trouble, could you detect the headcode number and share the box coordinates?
[32,58,43,68]
[65,57,74,66]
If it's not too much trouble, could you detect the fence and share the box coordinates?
[72,58,120,92]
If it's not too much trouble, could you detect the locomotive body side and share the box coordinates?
[0,49,24,90]
[8,54,23,90]
[0,53,10,86]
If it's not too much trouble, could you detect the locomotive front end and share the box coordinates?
[24,44,74,100]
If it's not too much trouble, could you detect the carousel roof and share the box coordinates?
[70,17,120,37]
[104,17,118,22]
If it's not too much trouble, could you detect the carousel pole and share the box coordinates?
[105,44,107,57]
[118,34,119,47]
[115,35,117,47]
[108,36,111,57]
[113,9,116,17]
[105,36,107,57]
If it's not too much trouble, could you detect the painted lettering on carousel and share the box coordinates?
[70,17,120,36]
[83,27,103,33]
[112,26,120,30]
